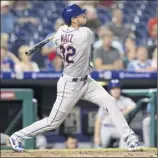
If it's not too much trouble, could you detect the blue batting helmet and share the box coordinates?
[107,79,121,91]
[62,4,86,25]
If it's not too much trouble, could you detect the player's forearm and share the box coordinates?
[136,67,157,72]
[114,60,124,70]
[95,62,124,70]
[96,64,116,70]
[94,59,116,70]
[123,106,135,116]
[41,47,55,56]
[17,17,39,25]
[7,52,20,63]
[17,18,31,24]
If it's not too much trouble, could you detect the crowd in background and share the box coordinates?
[1,0,157,73]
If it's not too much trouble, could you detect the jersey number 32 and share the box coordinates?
[59,45,76,63]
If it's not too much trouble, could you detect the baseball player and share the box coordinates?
[9,4,141,152]
[94,79,136,148]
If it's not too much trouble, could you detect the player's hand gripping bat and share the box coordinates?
[25,35,54,56]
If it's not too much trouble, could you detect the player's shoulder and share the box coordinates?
[57,26,92,35]
[80,27,94,41]
[80,26,93,34]
[53,25,67,40]
[56,25,68,34]
[79,26,90,31]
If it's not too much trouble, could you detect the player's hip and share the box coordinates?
[63,66,90,79]
[61,73,89,83]
[57,74,88,92]
[57,74,98,96]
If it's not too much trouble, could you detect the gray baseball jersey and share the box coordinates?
[54,25,94,77]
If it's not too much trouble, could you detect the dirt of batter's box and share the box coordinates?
[1,148,158,157]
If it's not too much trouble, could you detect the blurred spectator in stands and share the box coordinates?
[41,18,64,71]
[36,135,48,149]
[41,52,63,71]
[65,134,78,149]
[94,79,136,148]
[127,46,156,72]
[150,48,157,71]
[1,1,39,34]
[1,46,19,72]
[82,4,101,36]
[47,55,63,71]
[99,0,114,8]
[68,1,98,7]
[107,8,132,43]
[15,45,39,72]
[147,18,158,59]
[94,26,124,56]
[1,1,17,34]
[123,33,137,69]
[12,0,39,25]
[93,29,124,70]
[1,33,9,48]
[11,1,31,11]
[0,133,10,147]
[42,18,64,56]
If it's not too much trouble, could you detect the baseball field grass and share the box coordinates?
[1,148,157,157]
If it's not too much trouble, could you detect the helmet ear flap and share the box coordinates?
[68,21,71,26]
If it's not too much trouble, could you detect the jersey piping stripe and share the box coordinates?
[62,28,79,33]
[50,81,67,125]
[15,81,67,141]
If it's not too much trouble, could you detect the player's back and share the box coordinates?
[54,25,94,78]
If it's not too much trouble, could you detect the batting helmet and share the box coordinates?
[107,79,121,91]
[62,4,86,25]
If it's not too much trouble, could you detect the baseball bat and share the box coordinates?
[25,35,54,56]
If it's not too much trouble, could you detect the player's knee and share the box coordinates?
[43,121,59,131]
[98,92,114,104]
[46,118,59,129]
[101,95,116,108]
[46,116,66,129]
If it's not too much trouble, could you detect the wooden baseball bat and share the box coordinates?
[25,35,54,56]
